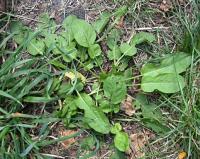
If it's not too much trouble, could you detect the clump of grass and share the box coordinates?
[144,2,200,158]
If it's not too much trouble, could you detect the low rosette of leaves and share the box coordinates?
[75,93,111,134]
[107,31,156,70]
[135,94,169,134]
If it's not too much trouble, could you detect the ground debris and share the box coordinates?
[121,95,135,116]
[159,0,173,12]
[60,130,77,149]
[128,132,150,159]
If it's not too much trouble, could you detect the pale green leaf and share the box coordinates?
[37,13,57,35]
[75,93,110,134]
[113,6,128,18]
[114,132,129,152]
[93,12,111,34]
[108,46,122,60]
[63,15,77,28]
[111,123,122,134]
[103,75,127,104]
[71,19,96,47]
[107,29,122,50]
[88,44,101,59]
[44,33,57,48]
[120,43,137,56]
[10,21,29,44]
[141,52,192,77]
[141,73,185,93]
[131,32,155,45]
[27,38,45,55]
[62,15,77,42]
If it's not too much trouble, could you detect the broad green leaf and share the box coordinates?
[10,21,29,44]
[62,15,77,42]
[94,55,104,66]
[114,132,129,152]
[135,94,169,134]
[103,75,127,104]
[10,21,26,33]
[99,100,120,113]
[71,19,96,47]
[111,123,122,134]
[141,73,185,93]
[118,57,131,71]
[27,38,45,55]
[77,46,88,61]
[131,32,156,45]
[141,52,192,77]
[62,47,78,63]
[120,43,137,56]
[48,36,77,62]
[56,96,77,125]
[44,33,57,48]
[107,29,122,50]
[63,15,77,27]
[108,46,122,60]
[52,36,68,54]
[93,12,111,34]
[88,44,101,59]
[37,13,57,35]
[75,93,110,134]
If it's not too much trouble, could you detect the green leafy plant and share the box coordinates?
[1,2,197,158]
[103,74,127,104]
[75,93,111,134]
[141,52,191,93]
[111,123,129,152]
[135,94,169,134]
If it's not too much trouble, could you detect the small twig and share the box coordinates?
[134,26,169,31]
[40,153,65,159]
[0,11,44,23]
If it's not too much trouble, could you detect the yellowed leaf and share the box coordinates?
[121,96,135,116]
[65,71,86,83]
[11,112,23,117]
[60,130,77,148]
[178,151,187,159]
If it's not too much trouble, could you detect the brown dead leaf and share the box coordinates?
[129,133,149,159]
[121,96,135,116]
[160,0,173,12]
[116,16,124,29]
[60,130,77,148]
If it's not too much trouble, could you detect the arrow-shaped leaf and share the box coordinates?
[75,93,110,134]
